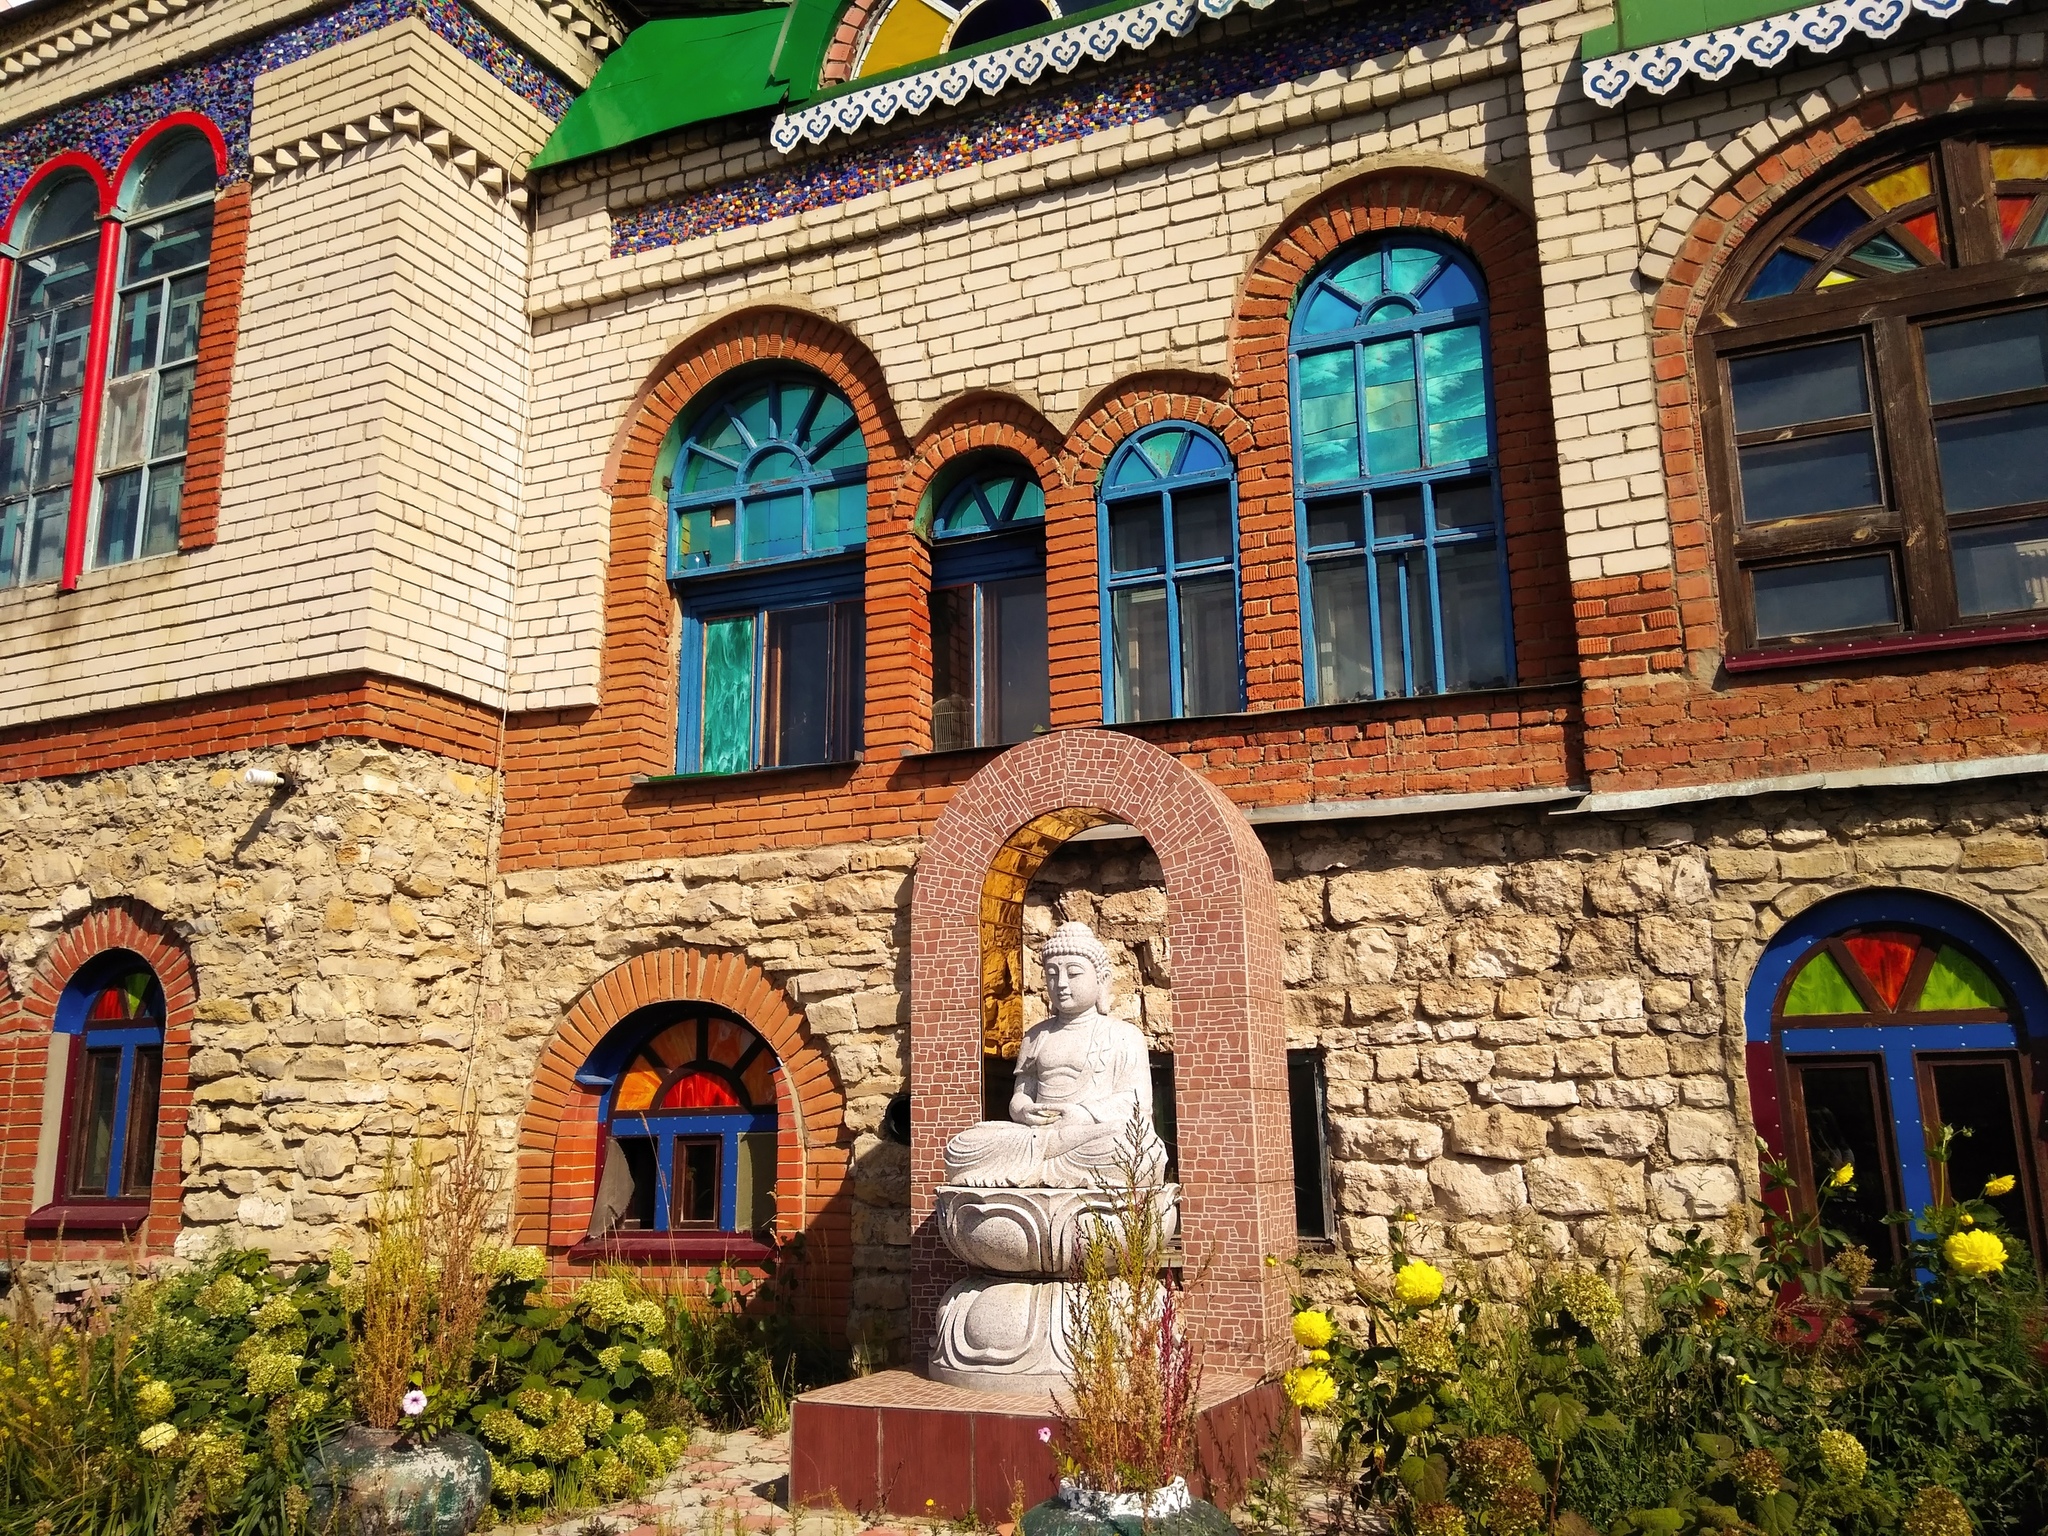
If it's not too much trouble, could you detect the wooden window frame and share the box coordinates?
[1702,127,2048,664]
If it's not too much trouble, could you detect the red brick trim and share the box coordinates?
[1231,167,1577,697]
[908,728,1293,1378]
[818,0,881,86]
[0,901,197,1260]
[0,671,502,782]
[510,947,854,1332]
[178,182,249,552]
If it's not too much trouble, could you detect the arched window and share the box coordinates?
[1289,235,1513,702]
[2,171,103,589]
[666,371,867,773]
[93,132,218,569]
[924,451,1048,750]
[1747,891,2047,1265]
[1098,422,1241,722]
[1705,130,2048,659]
[577,1007,779,1237]
[54,954,166,1204]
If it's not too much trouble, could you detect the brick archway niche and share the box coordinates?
[792,729,1294,1522]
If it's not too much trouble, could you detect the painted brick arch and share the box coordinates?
[908,727,1292,1379]
[511,946,855,1328]
[0,901,197,1259]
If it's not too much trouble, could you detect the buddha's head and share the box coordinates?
[1040,920,1113,1019]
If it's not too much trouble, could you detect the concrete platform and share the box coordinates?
[789,1369,1294,1522]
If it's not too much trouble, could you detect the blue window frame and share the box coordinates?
[577,1007,780,1236]
[1098,423,1242,723]
[1290,235,1514,703]
[1746,890,2048,1266]
[54,954,165,1202]
[667,371,868,773]
[926,454,1048,750]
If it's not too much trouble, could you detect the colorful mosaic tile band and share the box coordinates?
[612,0,1518,257]
[0,0,570,214]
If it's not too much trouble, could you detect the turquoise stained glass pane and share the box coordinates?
[1300,287,1360,335]
[1140,430,1184,479]
[751,447,803,484]
[1360,337,1420,475]
[1327,252,1383,307]
[732,385,774,444]
[1005,476,1046,522]
[1419,261,1480,313]
[681,447,736,493]
[1387,244,1443,296]
[1423,326,1488,465]
[745,488,805,559]
[1298,348,1360,485]
[778,379,820,438]
[679,504,737,567]
[700,616,755,774]
[812,481,867,548]
[1849,231,1918,273]
[701,410,747,460]
[1111,447,1158,487]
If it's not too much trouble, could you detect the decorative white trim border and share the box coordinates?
[769,0,1272,151]
[1582,0,2011,107]
[250,102,531,206]
[3,0,198,84]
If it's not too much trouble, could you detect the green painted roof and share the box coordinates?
[535,0,841,168]
[1579,0,1790,60]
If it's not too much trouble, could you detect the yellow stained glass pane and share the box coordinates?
[857,0,954,78]
[707,1018,751,1067]
[1818,271,1859,288]
[615,1064,663,1112]
[1993,146,2048,183]
[644,1022,696,1070]
[742,1052,778,1106]
[1864,162,1931,212]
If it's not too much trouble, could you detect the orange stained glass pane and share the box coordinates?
[615,1063,663,1112]
[1901,211,1943,260]
[662,1068,741,1110]
[1993,146,2048,183]
[1865,162,1931,212]
[2001,195,2038,246]
[742,1052,777,1106]
[644,1022,697,1070]
[1843,931,1919,1009]
[707,1018,751,1067]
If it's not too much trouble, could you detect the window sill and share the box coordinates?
[632,757,862,786]
[24,1199,152,1236]
[566,1232,773,1263]
[1726,619,2048,673]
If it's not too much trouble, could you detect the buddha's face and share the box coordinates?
[1044,955,1103,1018]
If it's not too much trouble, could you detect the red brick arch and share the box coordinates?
[512,947,854,1327]
[0,901,196,1259]
[1231,167,1575,699]
[908,727,1291,1379]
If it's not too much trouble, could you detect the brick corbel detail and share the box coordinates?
[178,181,250,552]
[1650,78,2047,673]
[0,902,197,1259]
[511,948,854,1326]
[1231,167,1580,690]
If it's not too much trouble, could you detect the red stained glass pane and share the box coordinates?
[661,1068,741,1110]
[1843,932,1919,1010]
[2000,195,2035,246]
[1902,211,1943,261]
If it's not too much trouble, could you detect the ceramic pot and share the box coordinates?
[306,1425,492,1536]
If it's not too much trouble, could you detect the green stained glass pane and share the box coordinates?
[744,488,805,560]
[1387,244,1442,297]
[1007,477,1045,523]
[1328,252,1383,308]
[1849,231,1919,273]
[1360,337,1419,475]
[812,481,866,548]
[779,380,820,439]
[679,504,737,567]
[1784,949,1863,1016]
[681,447,737,493]
[1423,326,1488,465]
[1139,430,1183,479]
[1915,945,2005,1011]
[1298,348,1359,485]
[700,616,755,774]
[732,385,774,445]
[119,973,149,1015]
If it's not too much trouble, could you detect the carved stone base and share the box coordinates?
[935,1184,1180,1276]
[930,1275,1076,1393]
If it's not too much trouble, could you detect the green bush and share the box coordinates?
[1287,1147,2048,1536]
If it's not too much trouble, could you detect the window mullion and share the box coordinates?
[1161,489,1185,716]
[1941,136,2002,268]
[1872,312,1956,634]
[1420,482,1446,694]
[105,1042,136,1199]
[60,215,121,593]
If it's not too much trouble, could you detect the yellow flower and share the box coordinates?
[1393,1260,1445,1308]
[1984,1174,2016,1198]
[1282,1366,1337,1412]
[138,1422,178,1454]
[1830,1163,1855,1188]
[1291,1311,1334,1350]
[1308,1349,1330,1363]
[1944,1228,2008,1277]
[1958,1212,1975,1227]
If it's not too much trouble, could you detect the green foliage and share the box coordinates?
[1293,1152,2048,1536]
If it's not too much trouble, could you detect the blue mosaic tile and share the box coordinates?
[612,0,1520,257]
[0,0,570,215]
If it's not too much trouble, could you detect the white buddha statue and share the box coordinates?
[944,920,1167,1189]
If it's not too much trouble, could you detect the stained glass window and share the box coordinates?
[1099,424,1240,722]
[1290,236,1511,703]
[586,1009,778,1237]
[56,960,165,1203]
[928,455,1048,750]
[1780,927,2008,1020]
[1743,159,1945,301]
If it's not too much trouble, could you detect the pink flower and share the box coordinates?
[401,1390,428,1418]
[1038,1426,1052,1444]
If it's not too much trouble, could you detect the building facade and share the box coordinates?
[2,0,2046,1363]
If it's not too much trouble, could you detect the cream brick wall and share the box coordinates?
[511,20,1527,709]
